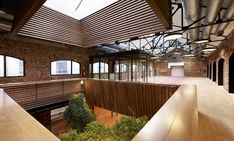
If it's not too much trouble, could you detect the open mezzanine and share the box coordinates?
[0,0,234,141]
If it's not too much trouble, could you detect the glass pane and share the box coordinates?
[115,64,127,73]
[133,65,138,72]
[44,0,118,20]
[72,61,80,74]
[6,56,24,77]
[100,62,108,73]
[0,55,4,77]
[51,60,71,75]
[93,62,108,73]
[93,63,99,73]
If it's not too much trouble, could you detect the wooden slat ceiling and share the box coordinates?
[18,0,171,47]
[18,6,84,47]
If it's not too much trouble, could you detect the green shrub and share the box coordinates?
[60,116,148,141]
[64,93,95,132]
[76,121,115,141]
[59,130,79,141]
[59,121,114,141]
[113,116,148,141]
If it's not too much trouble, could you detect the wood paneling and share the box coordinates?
[18,6,84,47]
[82,0,167,47]
[84,79,178,118]
[0,89,60,141]
[133,85,198,141]
[0,79,83,110]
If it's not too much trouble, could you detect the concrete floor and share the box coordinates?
[148,76,234,141]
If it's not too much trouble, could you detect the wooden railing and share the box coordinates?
[84,79,179,118]
[133,85,198,141]
[0,89,60,141]
[0,78,83,110]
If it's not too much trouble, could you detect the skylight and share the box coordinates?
[43,0,118,20]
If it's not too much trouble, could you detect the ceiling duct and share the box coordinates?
[202,0,222,39]
[215,0,234,36]
[0,21,12,32]
[0,12,14,32]
[182,0,200,42]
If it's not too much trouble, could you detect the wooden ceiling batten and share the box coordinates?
[11,0,46,35]
[18,6,84,47]
[146,0,172,29]
[82,0,170,47]
[17,0,172,47]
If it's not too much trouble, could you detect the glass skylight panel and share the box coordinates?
[44,0,118,20]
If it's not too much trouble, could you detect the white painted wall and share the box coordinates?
[171,66,184,77]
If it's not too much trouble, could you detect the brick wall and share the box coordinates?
[208,29,234,92]
[155,59,207,77]
[0,37,89,84]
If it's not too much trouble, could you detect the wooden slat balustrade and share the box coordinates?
[84,79,179,118]
[133,85,198,141]
[0,78,83,110]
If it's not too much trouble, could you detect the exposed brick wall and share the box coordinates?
[154,59,207,77]
[208,29,234,92]
[0,37,89,84]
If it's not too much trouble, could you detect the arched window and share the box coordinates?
[115,64,127,72]
[0,55,24,77]
[93,62,108,73]
[51,60,80,75]
[133,64,138,72]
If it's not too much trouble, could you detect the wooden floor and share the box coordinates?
[51,106,122,136]
[94,106,123,127]
[148,76,234,141]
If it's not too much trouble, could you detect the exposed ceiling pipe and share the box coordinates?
[0,22,12,32]
[0,13,14,22]
[182,0,200,42]
[0,12,14,32]
[215,0,234,36]
[202,0,222,39]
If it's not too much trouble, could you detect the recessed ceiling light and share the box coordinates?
[195,39,209,44]
[202,48,216,52]
[164,33,182,41]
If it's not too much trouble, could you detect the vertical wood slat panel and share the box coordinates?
[84,80,179,118]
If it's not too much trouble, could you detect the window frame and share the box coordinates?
[0,55,25,78]
[50,60,81,76]
[115,64,128,73]
[92,62,109,74]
